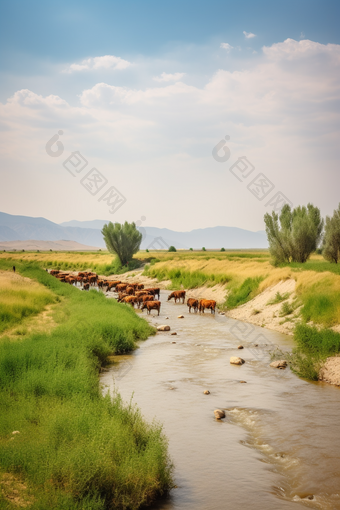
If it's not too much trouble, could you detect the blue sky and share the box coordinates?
[0,0,339,230]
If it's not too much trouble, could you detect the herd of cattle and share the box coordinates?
[49,270,217,316]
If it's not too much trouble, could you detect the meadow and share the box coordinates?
[0,259,173,509]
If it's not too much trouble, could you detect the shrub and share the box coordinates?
[264,203,323,264]
[102,221,142,266]
[323,203,340,263]
[202,247,206,251]
[221,247,225,252]
[279,301,293,316]
[168,246,177,252]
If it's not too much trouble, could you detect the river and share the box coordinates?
[100,290,340,509]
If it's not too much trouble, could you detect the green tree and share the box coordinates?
[202,247,206,251]
[323,204,340,263]
[168,246,177,252]
[264,203,323,264]
[220,247,225,252]
[101,221,142,266]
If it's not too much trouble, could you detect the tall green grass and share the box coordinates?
[0,261,173,509]
[284,324,340,380]
[225,277,264,309]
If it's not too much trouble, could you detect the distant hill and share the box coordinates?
[0,212,104,247]
[0,240,100,251]
[0,212,268,250]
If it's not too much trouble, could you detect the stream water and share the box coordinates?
[100,291,340,509]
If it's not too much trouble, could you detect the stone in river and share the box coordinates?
[171,332,177,335]
[178,315,184,318]
[237,345,244,349]
[157,325,170,331]
[214,409,225,420]
[270,360,288,369]
[230,357,245,365]
[203,390,210,394]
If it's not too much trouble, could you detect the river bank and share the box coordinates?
[0,261,173,509]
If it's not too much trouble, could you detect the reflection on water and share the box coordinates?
[100,291,340,510]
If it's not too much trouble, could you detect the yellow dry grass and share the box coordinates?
[0,251,113,266]
[0,270,57,338]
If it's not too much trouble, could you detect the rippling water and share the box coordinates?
[101,291,340,509]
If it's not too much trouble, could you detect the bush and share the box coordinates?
[102,221,142,266]
[168,246,177,252]
[220,247,225,252]
[202,247,206,251]
[264,203,323,264]
[279,301,293,317]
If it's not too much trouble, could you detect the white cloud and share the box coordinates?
[220,43,234,52]
[243,31,256,39]
[300,32,306,40]
[1,38,339,230]
[153,72,185,82]
[64,55,131,73]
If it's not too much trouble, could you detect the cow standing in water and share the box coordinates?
[198,299,216,314]
[167,290,186,304]
[187,298,199,313]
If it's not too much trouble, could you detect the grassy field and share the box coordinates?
[0,260,173,509]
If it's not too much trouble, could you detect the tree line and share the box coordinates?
[264,203,340,264]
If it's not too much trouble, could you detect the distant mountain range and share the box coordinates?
[0,212,268,250]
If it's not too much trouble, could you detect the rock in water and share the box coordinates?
[171,332,177,335]
[157,325,171,331]
[214,409,225,420]
[203,390,210,394]
[178,315,184,318]
[230,357,245,365]
[270,360,287,369]
[237,345,244,349]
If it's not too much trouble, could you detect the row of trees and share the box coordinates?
[264,203,340,264]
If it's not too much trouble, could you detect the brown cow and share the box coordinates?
[198,299,216,314]
[117,293,129,302]
[105,281,121,292]
[141,300,161,315]
[135,290,153,298]
[121,296,139,307]
[50,270,60,275]
[88,275,97,285]
[137,294,154,308]
[116,283,128,293]
[125,286,135,295]
[187,298,199,313]
[83,283,90,291]
[145,287,160,299]
[168,290,186,303]
[136,283,144,290]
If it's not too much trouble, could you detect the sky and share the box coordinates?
[0,0,339,232]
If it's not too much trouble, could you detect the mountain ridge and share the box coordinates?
[0,212,268,249]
